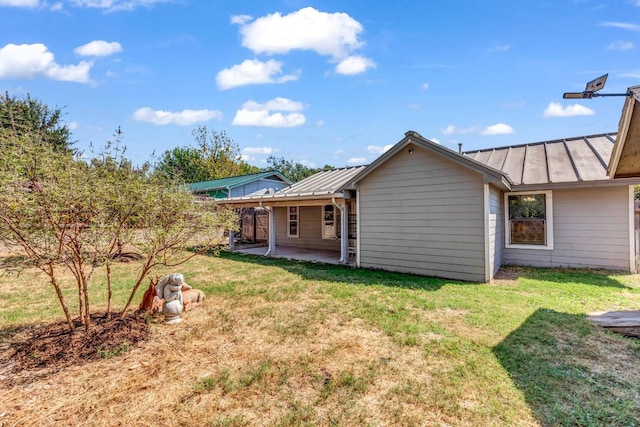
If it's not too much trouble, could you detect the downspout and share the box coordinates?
[260,201,276,257]
[332,197,348,263]
[356,189,361,267]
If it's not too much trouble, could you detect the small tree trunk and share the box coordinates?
[46,263,74,331]
[120,256,154,319]
[106,262,113,318]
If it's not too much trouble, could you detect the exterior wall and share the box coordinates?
[502,185,631,270]
[358,143,487,282]
[489,185,503,278]
[229,178,289,198]
[274,206,341,251]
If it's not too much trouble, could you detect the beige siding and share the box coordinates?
[489,185,503,278]
[503,186,631,270]
[274,206,341,251]
[358,143,486,282]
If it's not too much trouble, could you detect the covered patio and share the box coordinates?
[218,166,365,267]
[233,245,353,265]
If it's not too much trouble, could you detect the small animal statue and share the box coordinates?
[155,273,186,324]
[138,275,206,320]
[182,287,205,311]
[138,277,160,312]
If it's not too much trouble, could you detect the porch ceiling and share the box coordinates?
[217,194,346,208]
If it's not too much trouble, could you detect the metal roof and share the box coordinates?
[188,171,291,192]
[279,166,367,196]
[464,133,617,186]
[217,166,367,205]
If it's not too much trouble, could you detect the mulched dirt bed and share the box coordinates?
[5,312,150,372]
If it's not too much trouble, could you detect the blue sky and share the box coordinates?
[1,0,639,169]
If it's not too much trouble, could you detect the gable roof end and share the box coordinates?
[608,85,640,178]
[344,131,512,191]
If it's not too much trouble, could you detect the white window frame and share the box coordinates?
[504,190,554,250]
[287,206,299,238]
[322,205,336,239]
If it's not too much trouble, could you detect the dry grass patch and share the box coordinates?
[2,252,640,426]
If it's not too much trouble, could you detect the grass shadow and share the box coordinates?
[213,250,476,291]
[498,265,633,289]
[493,308,640,426]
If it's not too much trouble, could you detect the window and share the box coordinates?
[288,206,299,238]
[322,205,336,239]
[505,191,553,249]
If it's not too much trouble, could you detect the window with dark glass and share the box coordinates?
[508,193,546,245]
[288,206,299,238]
[322,205,335,239]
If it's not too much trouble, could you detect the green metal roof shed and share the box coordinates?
[188,171,292,199]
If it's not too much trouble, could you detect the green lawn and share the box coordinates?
[1,251,640,426]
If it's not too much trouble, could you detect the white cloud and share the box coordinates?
[335,55,376,75]
[441,124,478,135]
[316,120,325,127]
[0,0,39,7]
[334,149,343,155]
[74,40,122,57]
[242,146,276,155]
[347,157,367,165]
[232,97,306,128]
[489,44,511,52]
[216,59,298,90]
[367,144,393,155]
[236,7,371,69]
[70,0,171,12]
[620,70,640,78]
[481,123,514,135]
[0,43,93,82]
[67,121,79,130]
[132,107,222,126]
[421,83,430,90]
[607,40,634,50]
[600,21,640,32]
[230,14,252,25]
[543,102,595,118]
[430,137,440,144]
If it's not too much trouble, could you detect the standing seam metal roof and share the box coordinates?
[279,166,367,196]
[464,133,617,185]
[188,171,291,192]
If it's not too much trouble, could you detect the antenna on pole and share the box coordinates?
[563,74,631,99]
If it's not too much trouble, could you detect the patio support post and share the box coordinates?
[264,205,276,257]
[228,230,235,251]
[332,198,348,263]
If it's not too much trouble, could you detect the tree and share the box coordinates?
[0,125,238,331]
[154,126,258,183]
[263,156,333,183]
[0,92,73,153]
[154,146,206,183]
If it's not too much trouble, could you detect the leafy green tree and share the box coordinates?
[154,146,206,183]
[263,156,333,183]
[0,92,73,153]
[154,126,258,183]
[0,125,238,330]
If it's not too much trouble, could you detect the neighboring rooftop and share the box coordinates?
[188,171,291,193]
[464,133,617,186]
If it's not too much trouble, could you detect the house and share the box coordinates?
[219,86,640,282]
[189,171,292,242]
[188,171,291,199]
